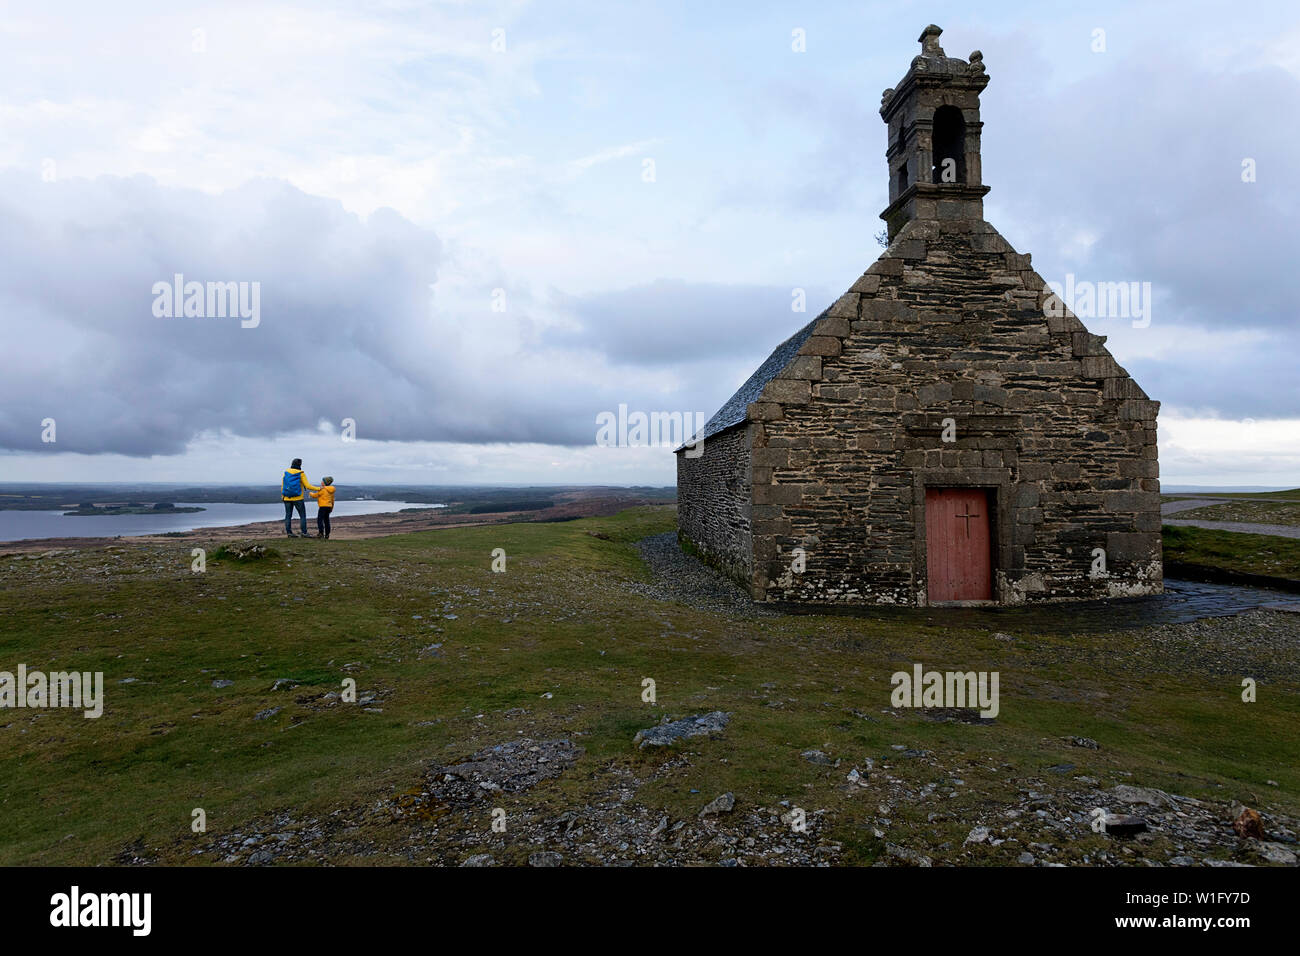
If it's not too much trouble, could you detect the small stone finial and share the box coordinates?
[968,50,985,73]
[918,24,945,56]
[881,87,895,109]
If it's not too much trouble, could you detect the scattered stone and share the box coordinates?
[460,854,494,867]
[1017,851,1035,865]
[1256,843,1296,865]
[965,826,990,844]
[220,544,272,562]
[802,749,833,765]
[885,843,932,867]
[1065,736,1099,749]
[211,680,234,689]
[254,707,281,721]
[271,679,299,691]
[633,711,731,749]
[528,851,563,867]
[430,738,582,804]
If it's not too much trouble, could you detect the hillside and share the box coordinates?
[1,507,1297,867]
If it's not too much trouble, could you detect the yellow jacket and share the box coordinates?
[281,468,319,502]
[311,485,336,508]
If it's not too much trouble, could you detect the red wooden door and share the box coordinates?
[925,488,993,603]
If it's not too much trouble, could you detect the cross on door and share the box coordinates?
[955,505,981,537]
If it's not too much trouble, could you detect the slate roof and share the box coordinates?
[677,309,826,451]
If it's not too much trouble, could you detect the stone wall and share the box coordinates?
[675,423,754,587]
[744,215,1162,606]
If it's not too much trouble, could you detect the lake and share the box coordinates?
[0,501,441,542]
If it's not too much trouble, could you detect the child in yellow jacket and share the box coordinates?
[310,477,336,539]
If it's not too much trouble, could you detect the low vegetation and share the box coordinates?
[0,508,1296,865]
[1163,524,1300,583]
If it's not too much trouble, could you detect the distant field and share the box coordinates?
[1214,488,1300,500]
[1,507,1297,867]
[1166,488,1300,501]
[1173,501,1300,528]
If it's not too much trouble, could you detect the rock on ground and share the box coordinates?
[699,792,736,818]
[633,711,731,749]
[430,738,583,804]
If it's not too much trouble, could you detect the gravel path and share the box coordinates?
[632,532,776,617]
[1161,498,1224,516]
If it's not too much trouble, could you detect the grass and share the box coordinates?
[1162,524,1300,582]
[0,506,1297,865]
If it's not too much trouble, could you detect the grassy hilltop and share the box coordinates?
[1,507,1298,866]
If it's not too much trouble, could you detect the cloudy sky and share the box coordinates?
[0,0,1296,487]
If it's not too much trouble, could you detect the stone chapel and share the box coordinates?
[675,25,1162,606]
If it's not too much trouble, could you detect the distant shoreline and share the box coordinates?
[0,491,668,552]
[62,505,206,516]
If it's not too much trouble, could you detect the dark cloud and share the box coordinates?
[987,59,1300,336]
[549,278,830,366]
[0,172,789,457]
[1128,345,1300,421]
[0,173,652,454]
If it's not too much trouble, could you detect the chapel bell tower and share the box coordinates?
[879,25,991,239]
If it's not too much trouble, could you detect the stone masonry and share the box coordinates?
[676,26,1161,606]
[675,422,753,583]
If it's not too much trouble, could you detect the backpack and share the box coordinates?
[282,470,302,497]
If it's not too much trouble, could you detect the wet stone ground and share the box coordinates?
[634,531,1300,633]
